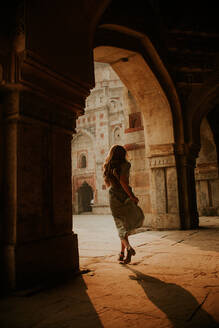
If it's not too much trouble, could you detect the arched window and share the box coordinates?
[110,100,117,110]
[114,127,121,143]
[80,154,87,168]
[77,182,93,213]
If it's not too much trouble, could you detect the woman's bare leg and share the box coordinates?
[123,234,135,264]
[122,233,132,249]
[118,240,125,261]
[121,240,125,253]
[121,236,130,249]
[119,234,135,263]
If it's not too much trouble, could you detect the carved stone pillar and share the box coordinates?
[0,89,81,289]
[146,143,199,230]
[146,143,181,229]
[0,0,95,290]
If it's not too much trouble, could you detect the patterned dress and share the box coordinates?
[109,161,144,239]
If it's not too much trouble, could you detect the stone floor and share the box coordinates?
[0,215,219,328]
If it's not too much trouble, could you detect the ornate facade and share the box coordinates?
[72,62,146,214]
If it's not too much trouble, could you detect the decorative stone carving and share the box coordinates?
[195,163,218,180]
[147,143,176,168]
[149,155,176,168]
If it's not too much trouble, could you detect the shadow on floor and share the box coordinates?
[0,274,103,328]
[125,267,218,328]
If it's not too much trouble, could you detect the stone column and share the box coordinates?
[146,143,181,230]
[0,89,79,289]
[146,142,199,230]
[175,144,199,229]
[0,0,93,291]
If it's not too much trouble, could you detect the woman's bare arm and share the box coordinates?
[119,175,139,204]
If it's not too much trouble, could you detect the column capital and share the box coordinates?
[146,143,176,169]
[174,142,201,167]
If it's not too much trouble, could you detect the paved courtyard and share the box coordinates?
[0,215,219,328]
[73,213,150,259]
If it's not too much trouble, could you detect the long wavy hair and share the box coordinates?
[103,145,127,187]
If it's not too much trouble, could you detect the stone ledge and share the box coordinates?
[148,155,176,168]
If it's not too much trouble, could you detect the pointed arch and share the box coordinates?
[94,24,184,147]
[187,70,219,149]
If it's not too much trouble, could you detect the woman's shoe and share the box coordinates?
[124,248,135,264]
[118,251,125,261]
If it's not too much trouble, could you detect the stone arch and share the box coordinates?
[72,129,95,214]
[93,24,202,229]
[94,42,182,229]
[94,45,175,150]
[77,182,94,214]
[3,0,218,291]
[195,118,219,216]
[94,25,184,146]
[181,72,219,225]
[187,71,219,151]
[186,72,219,219]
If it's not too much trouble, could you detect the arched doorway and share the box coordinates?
[94,44,183,229]
[77,182,93,213]
[186,71,219,225]
[195,118,219,216]
[71,130,95,214]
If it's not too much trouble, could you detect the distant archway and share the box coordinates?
[195,118,219,216]
[187,72,219,219]
[187,71,219,151]
[77,182,93,214]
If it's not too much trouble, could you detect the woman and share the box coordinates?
[103,144,144,264]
